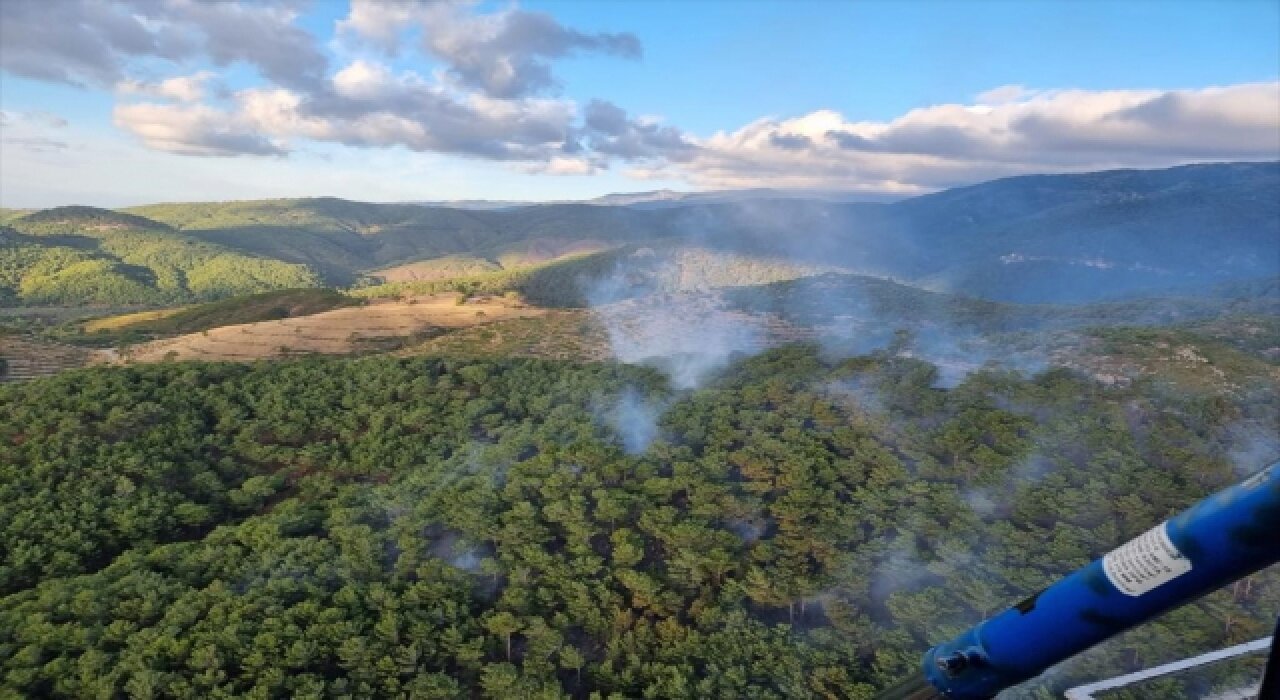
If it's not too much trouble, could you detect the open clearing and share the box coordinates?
[120,294,546,363]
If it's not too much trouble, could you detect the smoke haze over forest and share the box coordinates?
[2,2,1278,700]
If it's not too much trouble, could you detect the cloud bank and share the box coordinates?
[2,0,1277,193]
[654,82,1280,191]
[338,0,641,98]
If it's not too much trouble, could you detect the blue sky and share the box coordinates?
[1,0,1277,207]
[540,0,1280,129]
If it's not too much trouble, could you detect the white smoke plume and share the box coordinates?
[585,249,765,389]
[601,386,667,454]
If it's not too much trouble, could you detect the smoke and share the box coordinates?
[555,196,1277,699]
[1224,421,1280,476]
[601,386,667,454]
[450,549,482,572]
[427,530,487,573]
[894,325,1052,389]
[726,516,768,544]
[825,376,888,416]
[962,452,1054,522]
[574,199,1088,395]
[868,533,938,605]
[962,488,1001,519]
[584,248,765,389]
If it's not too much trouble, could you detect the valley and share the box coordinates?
[1,163,1277,700]
[5,4,1278,696]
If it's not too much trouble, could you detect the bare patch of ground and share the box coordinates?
[120,294,546,363]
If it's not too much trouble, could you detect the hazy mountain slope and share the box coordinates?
[1,207,321,306]
[128,198,687,284]
[352,244,844,309]
[649,162,1279,303]
[894,161,1280,301]
[0,209,34,225]
[724,272,1280,333]
[128,198,502,284]
[29,161,1270,305]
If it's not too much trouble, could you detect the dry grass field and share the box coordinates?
[120,294,546,363]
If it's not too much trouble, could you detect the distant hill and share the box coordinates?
[409,187,900,210]
[1,207,320,306]
[892,161,1280,302]
[0,209,34,225]
[586,188,903,208]
[723,272,1280,334]
[126,197,689,285]
[369,255,503,284]
[352,244,842,308]
[0,161,1269,307]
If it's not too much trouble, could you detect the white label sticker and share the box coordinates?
[1102,523,1192,597]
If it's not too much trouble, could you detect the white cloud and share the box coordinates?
[661,82,1280,191]
[0,110,69,129]
[0,0,323,90]
[0,117,674,209]
[108,73,1280,193]
[335,0,424,52]
[526,156,599,176]
[337,0,641,98]
[112,66,582,163]
[118,71,216,102]
[6,0,1278,198]
[331,60,394,100]
[112,100,285,157]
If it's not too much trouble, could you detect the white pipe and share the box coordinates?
[1063,636,1271,699]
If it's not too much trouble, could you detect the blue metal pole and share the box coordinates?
[888,461,1280,700]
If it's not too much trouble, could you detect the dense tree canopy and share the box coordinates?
[1,348,1275,698]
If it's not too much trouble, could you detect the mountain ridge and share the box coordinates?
[1,161,1274,306]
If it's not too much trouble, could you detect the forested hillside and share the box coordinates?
[1,163,1275,699]
[126,198,681,286]
[724,273,1280,334]
[352,246,836,307]
[0,208,320,306]
[2,163,1275,309]
[122,162,1280,303]
[1,349,1274,698]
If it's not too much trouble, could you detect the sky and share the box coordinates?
[0,0,1277,208]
